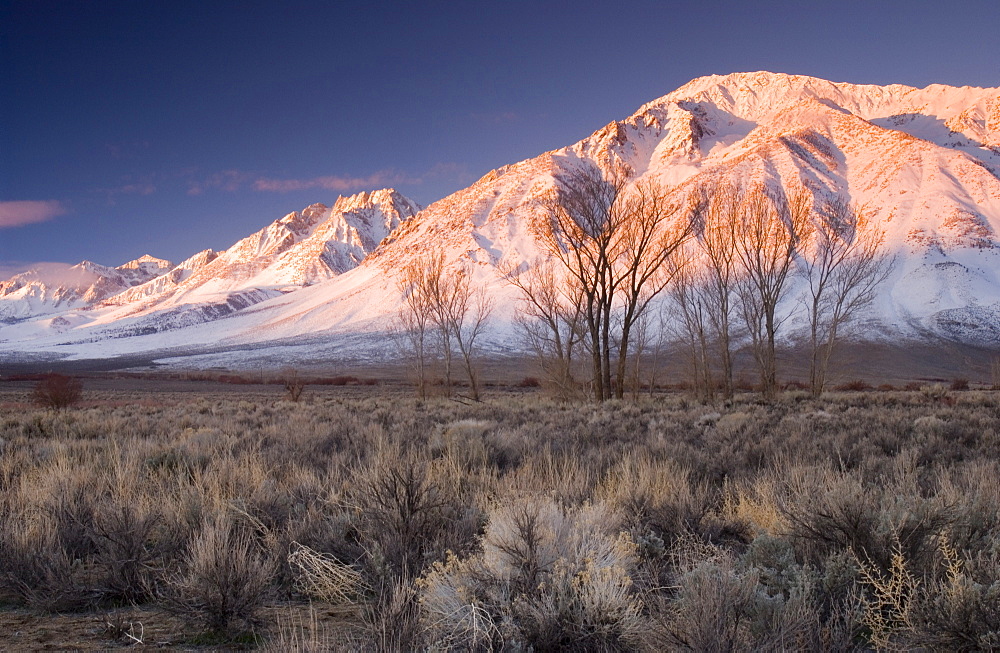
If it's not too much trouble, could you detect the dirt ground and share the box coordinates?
[0,602,358,651]
[1,338,997,389]
[1,605,201,651]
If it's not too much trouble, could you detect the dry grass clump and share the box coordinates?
[287,542,367,605]
[660,539,831,651]
[162,513,276,635]
[0,387,997,647]
[419,497,644,651]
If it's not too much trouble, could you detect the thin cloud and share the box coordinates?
[422,162,475,185]
[95,174,158,204]
[105,181,156,198]
[0,261,38,280]
[0,200,66,228]
[186,164,468,197]
[187,170,254,195]
[470,111,518,125]
[253,170,421,193]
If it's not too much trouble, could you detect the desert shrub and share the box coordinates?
[775,465,954,574]
[661,534,825,651]
[313,375,361,386]
[913,414,949,438]
[501,448,600,506]
[347,446,467,582]
[834,379,872,392]
[427,419,493,469]
[596,456,719,545]
[31,373,83,410]
[920,383,952,405]
[361,574,422,651]
[949,377,970,391]
[264,604,347,652]
[163,514,276,635]
[856,535,1000,650]
[40,466,102,562]
[0,389,996,647]
[419,497,646,651]
[0,509,92,611]
[90,498,164,603]
[907,544,1000,650]
[936,461,1000,552]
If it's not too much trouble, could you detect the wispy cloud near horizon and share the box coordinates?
[186,170,254,196]
[98,180,157,203]
[0,200,67,228]
[252,170,421,193]
[182,163,474,199]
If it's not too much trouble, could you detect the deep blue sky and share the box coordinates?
[2,0,998,276]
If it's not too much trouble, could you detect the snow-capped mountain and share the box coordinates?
[1,72,998,366]
[362,72,1000,345]
[0,255,172,322]
[86,188,421,332]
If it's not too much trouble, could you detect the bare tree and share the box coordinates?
[624,305,668,399]
[669,244,716,401]
[733,187,812,400]
[540,166,623,401]
[397,250,493,400]
[505,259,587,400]
[282,368,306,402]
[640,303,674,397]
[422,252,459,393]
[803,199,892,396]
[690,184,742,398]
[613,182,694,399]
[394,260,436,398]
[32,373,83,410]
[538,165,691,401]
[440,266,494,402]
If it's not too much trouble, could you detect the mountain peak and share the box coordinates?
[1,73,998,356]
[332,188,420,214]
[118,254,173,271]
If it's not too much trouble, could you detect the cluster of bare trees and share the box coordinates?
[506,167,891,402]
[674,185,813,400]
[393,251,493,400]
[508,166,692,400]
[676,185,890,400]
[396,164,891,403]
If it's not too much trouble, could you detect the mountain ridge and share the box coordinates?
[1,72,998,366]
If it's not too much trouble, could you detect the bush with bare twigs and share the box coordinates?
[162,515,276,635]
[31,373,83,410]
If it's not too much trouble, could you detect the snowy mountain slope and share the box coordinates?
[1,72,998,364]
[102,188,420,314]
[0,255,172,323]
[337,72,1000,345]
[0,189,422,343]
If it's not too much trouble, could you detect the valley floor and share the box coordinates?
[0,385,998,650]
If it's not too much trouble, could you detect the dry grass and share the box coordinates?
[0,387,997,649]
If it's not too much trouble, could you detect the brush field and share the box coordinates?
[0,381,998,651]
